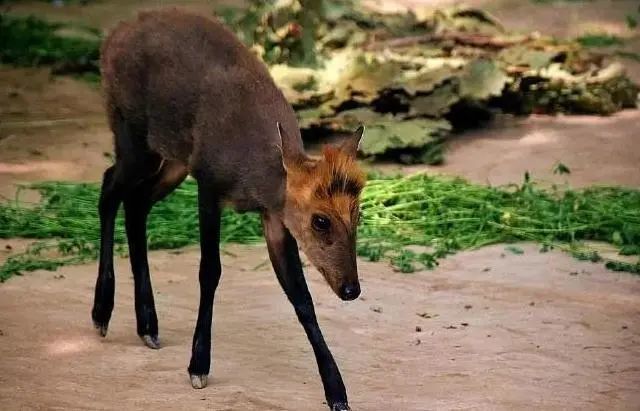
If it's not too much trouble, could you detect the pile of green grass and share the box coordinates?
[1,174,638,281]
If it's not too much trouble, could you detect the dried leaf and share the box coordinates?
[333,107,385,124]
[360,117,450,156]
[459,59,509,99]
[498,45,559,70]
[333,53,404,104]
[398,58,464,95]
[270,64,320,104]
[429,7,505,36]
[409,82,461,117]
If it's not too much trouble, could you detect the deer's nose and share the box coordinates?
[340,282,361,301]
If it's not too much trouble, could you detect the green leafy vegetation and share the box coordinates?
[0,14,101,74]
[576,33,625,48]
[1,175,638,281]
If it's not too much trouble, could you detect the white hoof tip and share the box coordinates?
[141,335,161,349]
[190,374,208,389]
[331,403,350,411]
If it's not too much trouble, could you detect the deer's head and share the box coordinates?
[278,124,366,301]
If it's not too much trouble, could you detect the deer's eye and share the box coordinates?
[312,214,331,232]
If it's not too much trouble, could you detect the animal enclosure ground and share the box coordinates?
[1,244,639,410]
[1,0,640,410]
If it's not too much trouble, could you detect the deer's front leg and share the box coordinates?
[188,184,222,389]
[262,212,350,411]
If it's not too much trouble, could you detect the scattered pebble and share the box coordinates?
[464,304,472,310]
[53,274,65,280]
[622,325,628,330]
[0,329,3,336]
[461,322,469,327]
[417,312,435,319]
[583,345,612,350]
[529,301,535,306]
[486,334,491,338]
[415,326,422,332]
[482,267,491,272]
[370,305,383,313]
[569,271,579,276]
[5,244,12,251]
[444,325,457,330]
[505,246,524,255]
[414,338,421,346]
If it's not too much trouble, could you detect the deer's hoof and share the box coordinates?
[190,374,208,389]
[141,334,161,349]
[331,402,351,411]
[93,321,108,337]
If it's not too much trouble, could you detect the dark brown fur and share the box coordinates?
[101,8,301,211]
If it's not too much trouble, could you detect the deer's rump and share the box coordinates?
[100,9,301,212]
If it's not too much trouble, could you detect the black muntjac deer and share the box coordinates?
[91,9,366,411]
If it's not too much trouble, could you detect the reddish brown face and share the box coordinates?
[291,193,362,300]
[279,126,366,301]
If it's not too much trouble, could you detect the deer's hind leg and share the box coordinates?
[92,108,151,337]
[123,159,188,348]
[92,106,187,343]
[92,164,125,336]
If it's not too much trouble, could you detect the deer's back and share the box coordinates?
[101,9,301,211]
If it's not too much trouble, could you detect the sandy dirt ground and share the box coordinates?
[1,244,639,410]
[1,1,640,410]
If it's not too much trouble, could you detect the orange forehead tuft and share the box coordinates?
[312,145,366,200]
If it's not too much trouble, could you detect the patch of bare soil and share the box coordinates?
[0,244,639,410]
[387,110,640,188]
[0,66,110,198]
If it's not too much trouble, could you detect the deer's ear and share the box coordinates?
[340,125,365,158]
[277,122,309,172]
